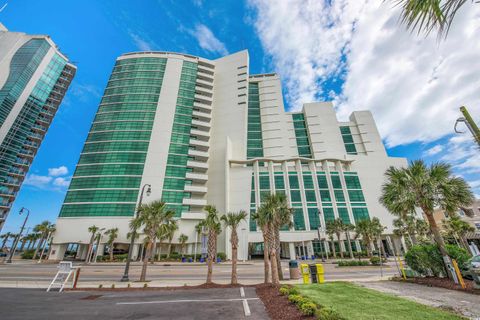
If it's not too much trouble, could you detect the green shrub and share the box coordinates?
[405,243,470,277]
[288,286,299,295]
[279,286,290,296]
[288,294,303,304]
[114,253,128,261]
[21,249,35,259]
[337,260,369,267]
[370,256,381,265]
[216,252,226,261]
[298,301,317,316]
[316,307,344,320]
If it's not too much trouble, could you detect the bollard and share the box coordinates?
[300,263,310,284]
[316,264,325,284]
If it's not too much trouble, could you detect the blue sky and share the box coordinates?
[1,0,479,234]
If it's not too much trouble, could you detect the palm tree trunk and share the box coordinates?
[274,229,283,280]
[206,230,216,284]
[33,236,45,259]
[460,235,470,252]
[167,240,172,259]
[424,212,454,280]
[19,239,26,252]
[1,237,7,250]
[336,233,344,259]
[109,244,114,261]
[267,227,279,285]
[365,238,372,258]
[346,231,354,259]
[262,231,270,284]
[231,231,238,285]
[157,241,162,261]
[140,241,152,282]
[151,237,157,264]
[330,239,337,258]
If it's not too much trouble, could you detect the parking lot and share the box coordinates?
[0,287,269,320]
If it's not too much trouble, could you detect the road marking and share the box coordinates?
[116,297,259,305]
[242,299,251,317]
[240,287,245,298]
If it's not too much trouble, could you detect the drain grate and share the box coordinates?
[81,295,103,300]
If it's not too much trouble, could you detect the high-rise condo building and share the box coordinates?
[0,24,76,230]
[50,50,407,261]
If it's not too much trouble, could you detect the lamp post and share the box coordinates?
[6,207,30,263]
[121,183,151,282]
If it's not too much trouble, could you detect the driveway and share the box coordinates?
[0,287,269,320]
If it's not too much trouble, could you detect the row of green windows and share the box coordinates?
[113,63,166,73]
[94,111,155,123]
[91,121,153,132]
[74,164,144,176]
[78,152,146,164]
[87,130,151,142]
[247,83,263,159]
[104,86,161,96]
[340,126,358,155]
[69,176,141,189]
[291,113,312,158]
[65,189,138,203]
[59,203,136,217]
[98,103,158,113]
[107,78,164,89]
[109,71,166,81]
[162,191,190,203]
[115,57,167,65]
[101,94,159,104]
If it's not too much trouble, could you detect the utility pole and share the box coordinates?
[455,106,480,147]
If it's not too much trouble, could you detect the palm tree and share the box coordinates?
[105,228,119,261]
[252,209,271,284]
[33,221,52,259]
[86,225,99,263]
[325,221,337,258]
[370,218,387,259]
[166,221,179,259]
[342,223,355,259]
[156,224,169,261]
[332,219,345,259]
[392,0,477,39]
[221,211,247,285]
[201,205,222,284]
[443,215,475,251]
[178,234,188,258]
[0,232,13,250]
[131,201,174,282]
[355,219,375,257]
[381,160,474,279]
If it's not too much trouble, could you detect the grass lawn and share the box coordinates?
[295,282,464,320]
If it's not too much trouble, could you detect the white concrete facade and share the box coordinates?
[51,50,407,261]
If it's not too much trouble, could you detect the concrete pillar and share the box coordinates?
[400,236,408,254]
[48,244,67,261]
[355,240,362,252]
[75,244,84,259]
[132,244,140,260]
[289,242,296,259]
[339,240,346,254]
[307,241,314,258]
[96,244,105,259]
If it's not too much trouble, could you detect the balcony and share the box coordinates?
[28,133,43,141]
[188,149,209,161]
[195,79,213,89]
[187,160,208,171]
[185,172,208,182]
[24,141,39,150]
[194,93,212,104]
[13,158,30,168]
[8,168,25,177]
[18,149,34,159]
[189,138,209,150]
[32,124,47,133]
[183,198,207,207]
[36,117,50,126]
[191,119,211,130]
[0,188,16,198]
[181,211,206,220]
[190,129,210,139]
[40,109,55,118]
[193,101,212,112]
[2,178,20,188]
[192,110,211,121]
[184,184,208,194]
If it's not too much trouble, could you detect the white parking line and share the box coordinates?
[243,299,251,317]
[116,298,259,305]
[240,287,245,298]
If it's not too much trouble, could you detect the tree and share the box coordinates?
[392,0,477,39]
[331,219,346,259]
[221,211,247,285]
[393,218,412,248]
[105,228,119,261]
[201,205,222,284]
[178,233,188,257]
[443,215,475,251]
[342,223,356,259]
[130,200,175,282]
[325,221,337,258]
[166,220,179,259]
[380,160,474,279]
[153,210,176,262]
[252,209,270,284]
[156,224,169,261]
[0,232,13,250]
[355,219,376,257]
[33,221,53,260]
[85,225,99,263]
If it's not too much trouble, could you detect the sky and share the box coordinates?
[1,0,479,234]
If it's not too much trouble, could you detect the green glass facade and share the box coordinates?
[60,57,166,217]
[246,82,263,159]
[340,126,357,155]
[161,61,197,217]
[292,113,312,158]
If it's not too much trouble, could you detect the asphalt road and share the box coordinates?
[0,260,398,284]
[0,287,269,320]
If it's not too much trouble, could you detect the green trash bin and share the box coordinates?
[289,260,300,280]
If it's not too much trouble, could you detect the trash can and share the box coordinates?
[309,264,318,283]
[289,260,300,280]
[316,263,325,284]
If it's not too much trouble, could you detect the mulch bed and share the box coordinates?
[393,276,480,295]
[255,284,314,320]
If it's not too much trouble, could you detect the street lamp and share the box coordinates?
[6,207,30,263]
[121,183,151,282]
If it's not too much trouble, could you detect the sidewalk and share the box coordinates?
[357,280,480,319]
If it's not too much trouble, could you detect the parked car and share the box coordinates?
[0,252,7,257]
[461,254,480,280]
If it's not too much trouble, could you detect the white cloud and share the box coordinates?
[248,0,480,147]
[424,145,444,157]
[53,177,71,188]
[24,174,52,188]
[190,24,228,55]
[48,166,68,177]
[129,32,156,51]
